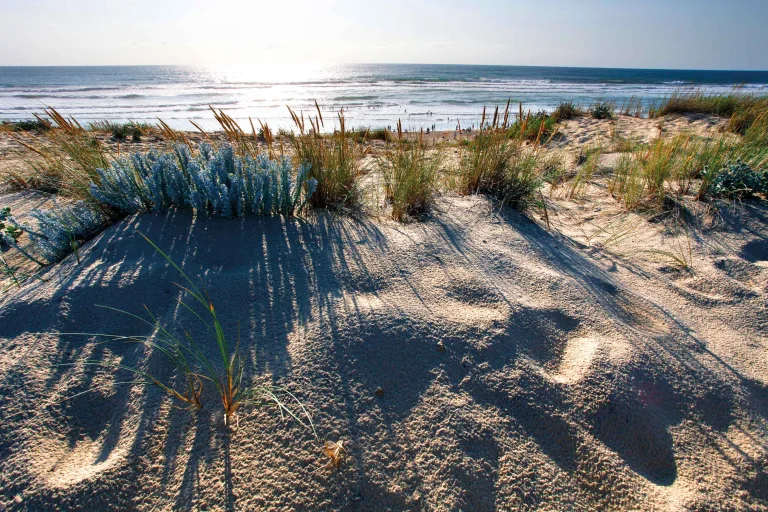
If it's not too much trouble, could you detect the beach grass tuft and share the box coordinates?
[455,102,546,209]
[551,102,583,122]
[377,120,441,221]
[288,103,365,211]
[58,232,317,432]
[5,108,110,198]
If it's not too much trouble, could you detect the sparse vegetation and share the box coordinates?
[288,103,365,211]
[590,101,614,120]
[568,146,603,199]
[641,223,694,272]
[6,108,110,197]
[456,103,546,209]
[609,124,768,209]
[377,121,441,221]
[1,119,51,132]
[551,101,583,122]
[61,232,317,430]
[89,121,149,142]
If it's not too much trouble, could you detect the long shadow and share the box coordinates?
[0,209,404,509]
[486,208,755,484]
[2,200,764,508]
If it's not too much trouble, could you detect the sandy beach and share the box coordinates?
[0,108,766,510]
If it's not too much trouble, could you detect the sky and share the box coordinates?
[0,0,767,70]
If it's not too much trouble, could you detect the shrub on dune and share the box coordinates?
[91,143,317,218]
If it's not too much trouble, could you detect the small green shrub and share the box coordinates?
[551,102,582,122]
[2,119,51,132]
[591,102,614,120]
[706,162,768,198]
[0,207,23,246]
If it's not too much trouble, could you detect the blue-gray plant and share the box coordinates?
[90,143,317,218]
[12,201,107,264]
[706,161,768,198]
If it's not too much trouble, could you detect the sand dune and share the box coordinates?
[0,190,766,510]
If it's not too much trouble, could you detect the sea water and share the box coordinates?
[1,64,766,131]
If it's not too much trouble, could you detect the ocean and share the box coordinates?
[1,64,767,131]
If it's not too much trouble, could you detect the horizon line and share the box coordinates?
[1,63,768,73]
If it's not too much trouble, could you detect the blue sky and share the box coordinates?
[0,0,766,69]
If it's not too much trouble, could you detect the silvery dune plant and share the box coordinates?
[26,201,107,264]
[2,201,104,265]
[91,143,317,218]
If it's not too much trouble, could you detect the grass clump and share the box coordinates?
[7,108,110,198]
[609,136,692,210]
[61,233,317,431]
[288,103,365,211]
[509,110,557,142]
[349,127,390,143]
[90,120,149,142]
[590,101,614,120]
[650,91,768,136]
[456,103,545,209]
[551,102,583,122]
[619,96,645,117]
[2,119,51,132]
[651,91,744,118]
[568,146,603,199]
[377,121,441,221]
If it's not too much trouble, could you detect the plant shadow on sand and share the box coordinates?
[0,199,766,509]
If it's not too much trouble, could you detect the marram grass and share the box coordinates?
[57,232,318,432]
[377,121,441,221]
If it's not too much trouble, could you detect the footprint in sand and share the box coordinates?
[552,336,601,384]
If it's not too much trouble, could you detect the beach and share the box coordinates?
[0,100,767,510]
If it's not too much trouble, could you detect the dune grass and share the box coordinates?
[377,121,441,221]
[61,232,317,431]
[649,91,752,118]
[608,115,768,210]
[619,96,645,118]
[89,120,150,142]
[350,126,390,143]
[649,91,768,136]
[568,146,603,199]
[456,103,547,209]
[5,108,110,198]
[551,101,583,122]
[3,96,766,232]
[1,119,51,132]
[509,110,557,142]
[288,103,365,211]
